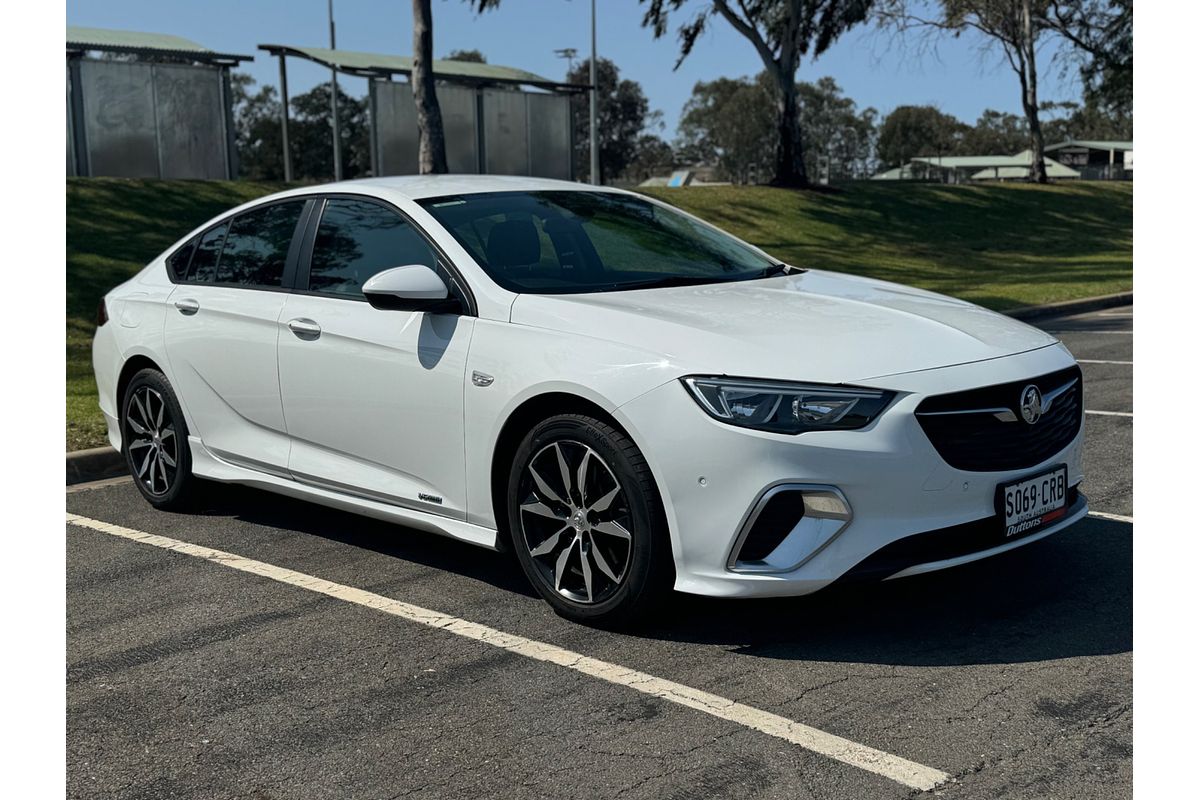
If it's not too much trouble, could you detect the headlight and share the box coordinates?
[681,377,895,434]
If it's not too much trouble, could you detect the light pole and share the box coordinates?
[589,0,599,185]
[329,0,343,181]
[554,47,577,75]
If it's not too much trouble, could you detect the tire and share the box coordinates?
[507,413,671,625]
[121,368,197,510]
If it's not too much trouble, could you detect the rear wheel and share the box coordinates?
[507,413,670,625]
[121,368,196,509]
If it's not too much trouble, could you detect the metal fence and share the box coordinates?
[369,80,572,179]
[67,58,236,180]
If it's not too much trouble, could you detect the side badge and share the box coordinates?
[472,371,495,387]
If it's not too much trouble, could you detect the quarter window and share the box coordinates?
[308,199,438,297]
[187,223,229,283]
[216,201,305,287]
[167,240,195,281]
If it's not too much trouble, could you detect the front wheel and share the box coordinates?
[121,368,197,509]
[507,413,670,625]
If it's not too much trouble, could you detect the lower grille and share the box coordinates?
[837,487,1083,583]
[915,365,1083,472]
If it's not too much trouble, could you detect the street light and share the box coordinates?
[589,0,599,185]
[554,47,577,74]
[329,0,342,181]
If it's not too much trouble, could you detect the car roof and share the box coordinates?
[288,174,627,201]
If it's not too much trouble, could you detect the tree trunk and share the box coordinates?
[772,69,808,188]
[412,0,447,174]
[1020,0,1048,183]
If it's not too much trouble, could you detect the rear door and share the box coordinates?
[277,196,476,518]
[164,199,311,473]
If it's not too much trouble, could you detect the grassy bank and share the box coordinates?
[67,178,1132,451]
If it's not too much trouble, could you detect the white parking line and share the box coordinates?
[1086,410,1133,418]
[1089,510,1134,524]
[65,512,949,792]
[1077,359,1132,366]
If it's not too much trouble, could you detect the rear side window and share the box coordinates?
[187,223,228,283]
[216,201,305,287]
[167,240,195,281]
[308,199,438,297]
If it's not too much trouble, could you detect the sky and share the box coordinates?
[65,0,1082,136]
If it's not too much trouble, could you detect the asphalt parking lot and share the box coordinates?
[66,305,1132,799]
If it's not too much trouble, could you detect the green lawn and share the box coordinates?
[67,178,1132,451]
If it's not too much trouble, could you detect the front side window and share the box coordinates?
[187,222,229,283]
[418,191,779,294]
[216,201,305,287]
[308,199,438,297]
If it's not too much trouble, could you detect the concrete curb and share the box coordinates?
[66,446,126,486]
[1005,292,1132,321]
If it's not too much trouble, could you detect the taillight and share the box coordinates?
[96,298,109,327]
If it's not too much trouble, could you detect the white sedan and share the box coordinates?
[93,176,1087,623]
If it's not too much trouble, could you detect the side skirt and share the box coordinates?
[189,437,500,551]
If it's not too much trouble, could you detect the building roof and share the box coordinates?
[970,162,1081,180]
[1045,140,1133,152]
[66,25,254,64]
[257,44,584,92]
[912,150,1079,177]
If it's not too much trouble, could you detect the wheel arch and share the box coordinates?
[116,354,167,414]
[489,391,673,564]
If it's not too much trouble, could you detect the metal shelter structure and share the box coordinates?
[258,44,586,182]
[67,27,253,179]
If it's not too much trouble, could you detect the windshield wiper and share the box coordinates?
[605,275,736,292]
[758,263,803,278]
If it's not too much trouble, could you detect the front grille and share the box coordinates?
[915,366,1083,472]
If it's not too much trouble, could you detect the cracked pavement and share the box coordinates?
[66,307,1132,799]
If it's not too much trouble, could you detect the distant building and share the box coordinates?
[1044,140,1133,180]
[871,150,1080,183]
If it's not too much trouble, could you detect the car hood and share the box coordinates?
[509,269,1058,384]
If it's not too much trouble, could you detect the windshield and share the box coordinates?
[417,190,782,294]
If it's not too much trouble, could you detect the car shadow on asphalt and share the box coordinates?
[185,483,1130,668]
[644,517,1132,667]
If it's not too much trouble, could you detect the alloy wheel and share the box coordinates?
[125,386,179,497]
[518,440,633,605]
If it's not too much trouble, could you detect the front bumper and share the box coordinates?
[615,344,1087,598]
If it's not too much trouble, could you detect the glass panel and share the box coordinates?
[187,222,228,283]
[167,239,196,282]
[216,201,305,287]
[308,199,437,297]
[419,191,777,294]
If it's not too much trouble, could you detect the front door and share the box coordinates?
[278,197,475,518]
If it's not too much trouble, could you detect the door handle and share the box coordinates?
[174,298,200,316]
[287,317,322,340]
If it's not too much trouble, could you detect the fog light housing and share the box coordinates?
[728,485,851,573]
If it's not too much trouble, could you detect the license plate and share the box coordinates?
[998,465,1068,538]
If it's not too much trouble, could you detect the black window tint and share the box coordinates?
[187,223,228,282]
[216,201,305,287]
[167,240,195,281]
[308,199,437,297]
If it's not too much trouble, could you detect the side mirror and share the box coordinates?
[362,265,461,313]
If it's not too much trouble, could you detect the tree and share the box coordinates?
[289,82,371,180]
[961,109,1028,155]
[567,58,660,183]
[641,0,877,188]
[1042,1,1131,115]
[625,135,677,182]
[412,0,498,174]
[876,105,967,168]
[878,1,1054,182]
[445,48,487,63]
[797,76,878,180]
[1040,98,1132,143]
[678,74,776,183]
[230,74,284,180]
[680,73,876,182]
